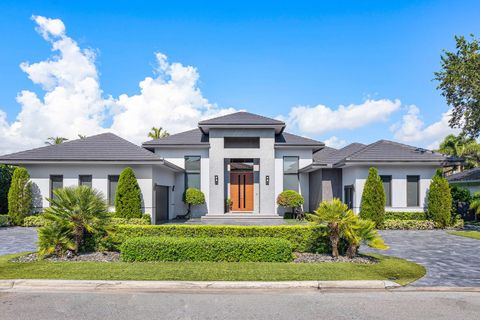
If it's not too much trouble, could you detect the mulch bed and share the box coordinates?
[293,253,378,264]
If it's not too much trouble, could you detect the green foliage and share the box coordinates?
[360,167,386,227]
[343,218,388,258]
[427,175,452,227]
[41,186,109,256]
[437,134,480,169]
[382,219,436,230]
[0,165,15,215]
[109,217,150,225]
[276,190,304,211]
[148,127,170,139]
[0,215,10,227]
[183,188,205,206]
[115,167,142,219]
[120,236,293,262]
[450,184,472,215]
[385,211,427,220]
[109,224,331,253]
[308,198,356,258]
[7,167,32,225]
[434,35,480,138]
[38,222,76,257]
[23,215,47,227]
[45,136,68,145]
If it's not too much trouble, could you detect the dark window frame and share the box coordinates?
[108,175,120,206]
[50,175,63,199]
[185,155,201,190]
[224,137,260,149]
[78,175,93,188]
[283,156,299,191]
[406,175,420,207]
[380,175,392,207]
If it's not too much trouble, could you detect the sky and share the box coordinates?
[0,0,479,154]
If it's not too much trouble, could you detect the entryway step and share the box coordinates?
[202,214,283,220]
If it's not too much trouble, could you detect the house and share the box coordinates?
[0,112,460,223]
[446,167,480,195]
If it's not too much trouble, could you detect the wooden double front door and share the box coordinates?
[230,172,254,212]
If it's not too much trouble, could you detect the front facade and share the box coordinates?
[0,112,460,222]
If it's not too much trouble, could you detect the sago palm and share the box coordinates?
[43,186,109,254]
[308,198,356,258]
[343,218,388,258]
[38,222,75,257]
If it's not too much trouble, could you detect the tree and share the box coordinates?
[148,127,170,139]
[427,175,452,227]
[360,167,386,227]
[115,167,142,218]
[45,136,69,145]
[434,35,480,138]
[182,188,205,218]
[7,167,32,225]
[78,134,87,139]
[276,190,304,218]
[42,186,109,255]
[0,165,15,214]
[469,192,480,219]
[307,198,356,258]
[437,134,480,169]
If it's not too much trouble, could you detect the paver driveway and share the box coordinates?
[0,227,37,256]
[361,230,480,287]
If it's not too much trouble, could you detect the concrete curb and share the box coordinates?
[0,279,401,292]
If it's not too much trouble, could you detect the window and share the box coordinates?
[50,175,63,199]
[224,137,260,148]
[407,175,420,207]
[108,175,119,206]
[283,156,299,191]
[380,175,392,207]
[79,175,92,188]
[185,156,201,189]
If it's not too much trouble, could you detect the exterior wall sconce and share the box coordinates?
[266,175,270,185]
[172,185,175,192]
[215,175,219,185]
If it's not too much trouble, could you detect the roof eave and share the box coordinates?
[141,144,210,148]
[199,124,285,134]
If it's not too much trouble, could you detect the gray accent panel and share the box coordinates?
[309,168,342,211]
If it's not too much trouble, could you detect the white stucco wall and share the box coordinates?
[23,164,155,214]
[342,165,437,213]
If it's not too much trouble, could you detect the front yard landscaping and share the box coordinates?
[448,230,480,240]
[0,252,425,285]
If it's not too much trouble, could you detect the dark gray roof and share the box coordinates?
[447,168,480,182]
[198,111,285,126]
[0,133,162,162]
[314,143,366,165]
[275,132,324,148]
[143,128,209,146]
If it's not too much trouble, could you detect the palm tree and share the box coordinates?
[307,198,356,258]
[38,222,75,257]
[148,127,170,139]
[343,218,388,258]
[437,134,480,170]
[43,186,109,254]
[78,134,87,139]
[45,136,69,145]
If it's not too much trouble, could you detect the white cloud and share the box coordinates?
[282,99,401,135]
[391,105,459,150]
[324,136,347,149]
[0,16,235,154]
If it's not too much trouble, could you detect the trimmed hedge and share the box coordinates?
[120,236,293,262]
[110,224,331,253]
[382,219,435,230]
[109,217,150,225]
[0,214,9,227]
[23,215,47,227]
[385,211,426,221]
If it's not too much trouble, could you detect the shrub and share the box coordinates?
[360,167,385,227]
[385,211,426,220]
[382,219,435,230]
[182,188,205,217]
[109,224,331,253]
[23,215,47,227]
[115,167,142,219]
[450,185,471,216]
[0,214,10,227]
[277,190,304,214]
[0,165,15,216]
[120,236,293,262]
[343,218,388,258]
[427,175,452,227]
[109,217,150,225]
[8,167,32,225]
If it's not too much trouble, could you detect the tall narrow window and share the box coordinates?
[283,156,299,191]
[50,175,63,199]
[380,175,392,207]
[185,156,201,189]
[79,175,92,188]
[407,175,420,207]
[108,175,119,206]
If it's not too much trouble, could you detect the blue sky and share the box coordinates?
[0,0,479,153]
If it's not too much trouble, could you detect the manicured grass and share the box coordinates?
[448,231,480,240]
[0,253,425,286]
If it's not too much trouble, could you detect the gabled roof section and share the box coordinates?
[0,133,163,162]
[198,111,286,133]
[314,143,366,165]
[143,128,209,147]
[275,132,324,148]
[446,168,480,183]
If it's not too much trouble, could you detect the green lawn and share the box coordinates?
[0,253,425,286]
[448,230,480,240]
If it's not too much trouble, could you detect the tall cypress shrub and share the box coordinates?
[0,165,15,214]
[360,167,385,226]
[427,175,452,227]
[115,167,142,218]
[7,167,32,225]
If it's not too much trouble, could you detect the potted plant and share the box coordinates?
[225,197,233,213]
